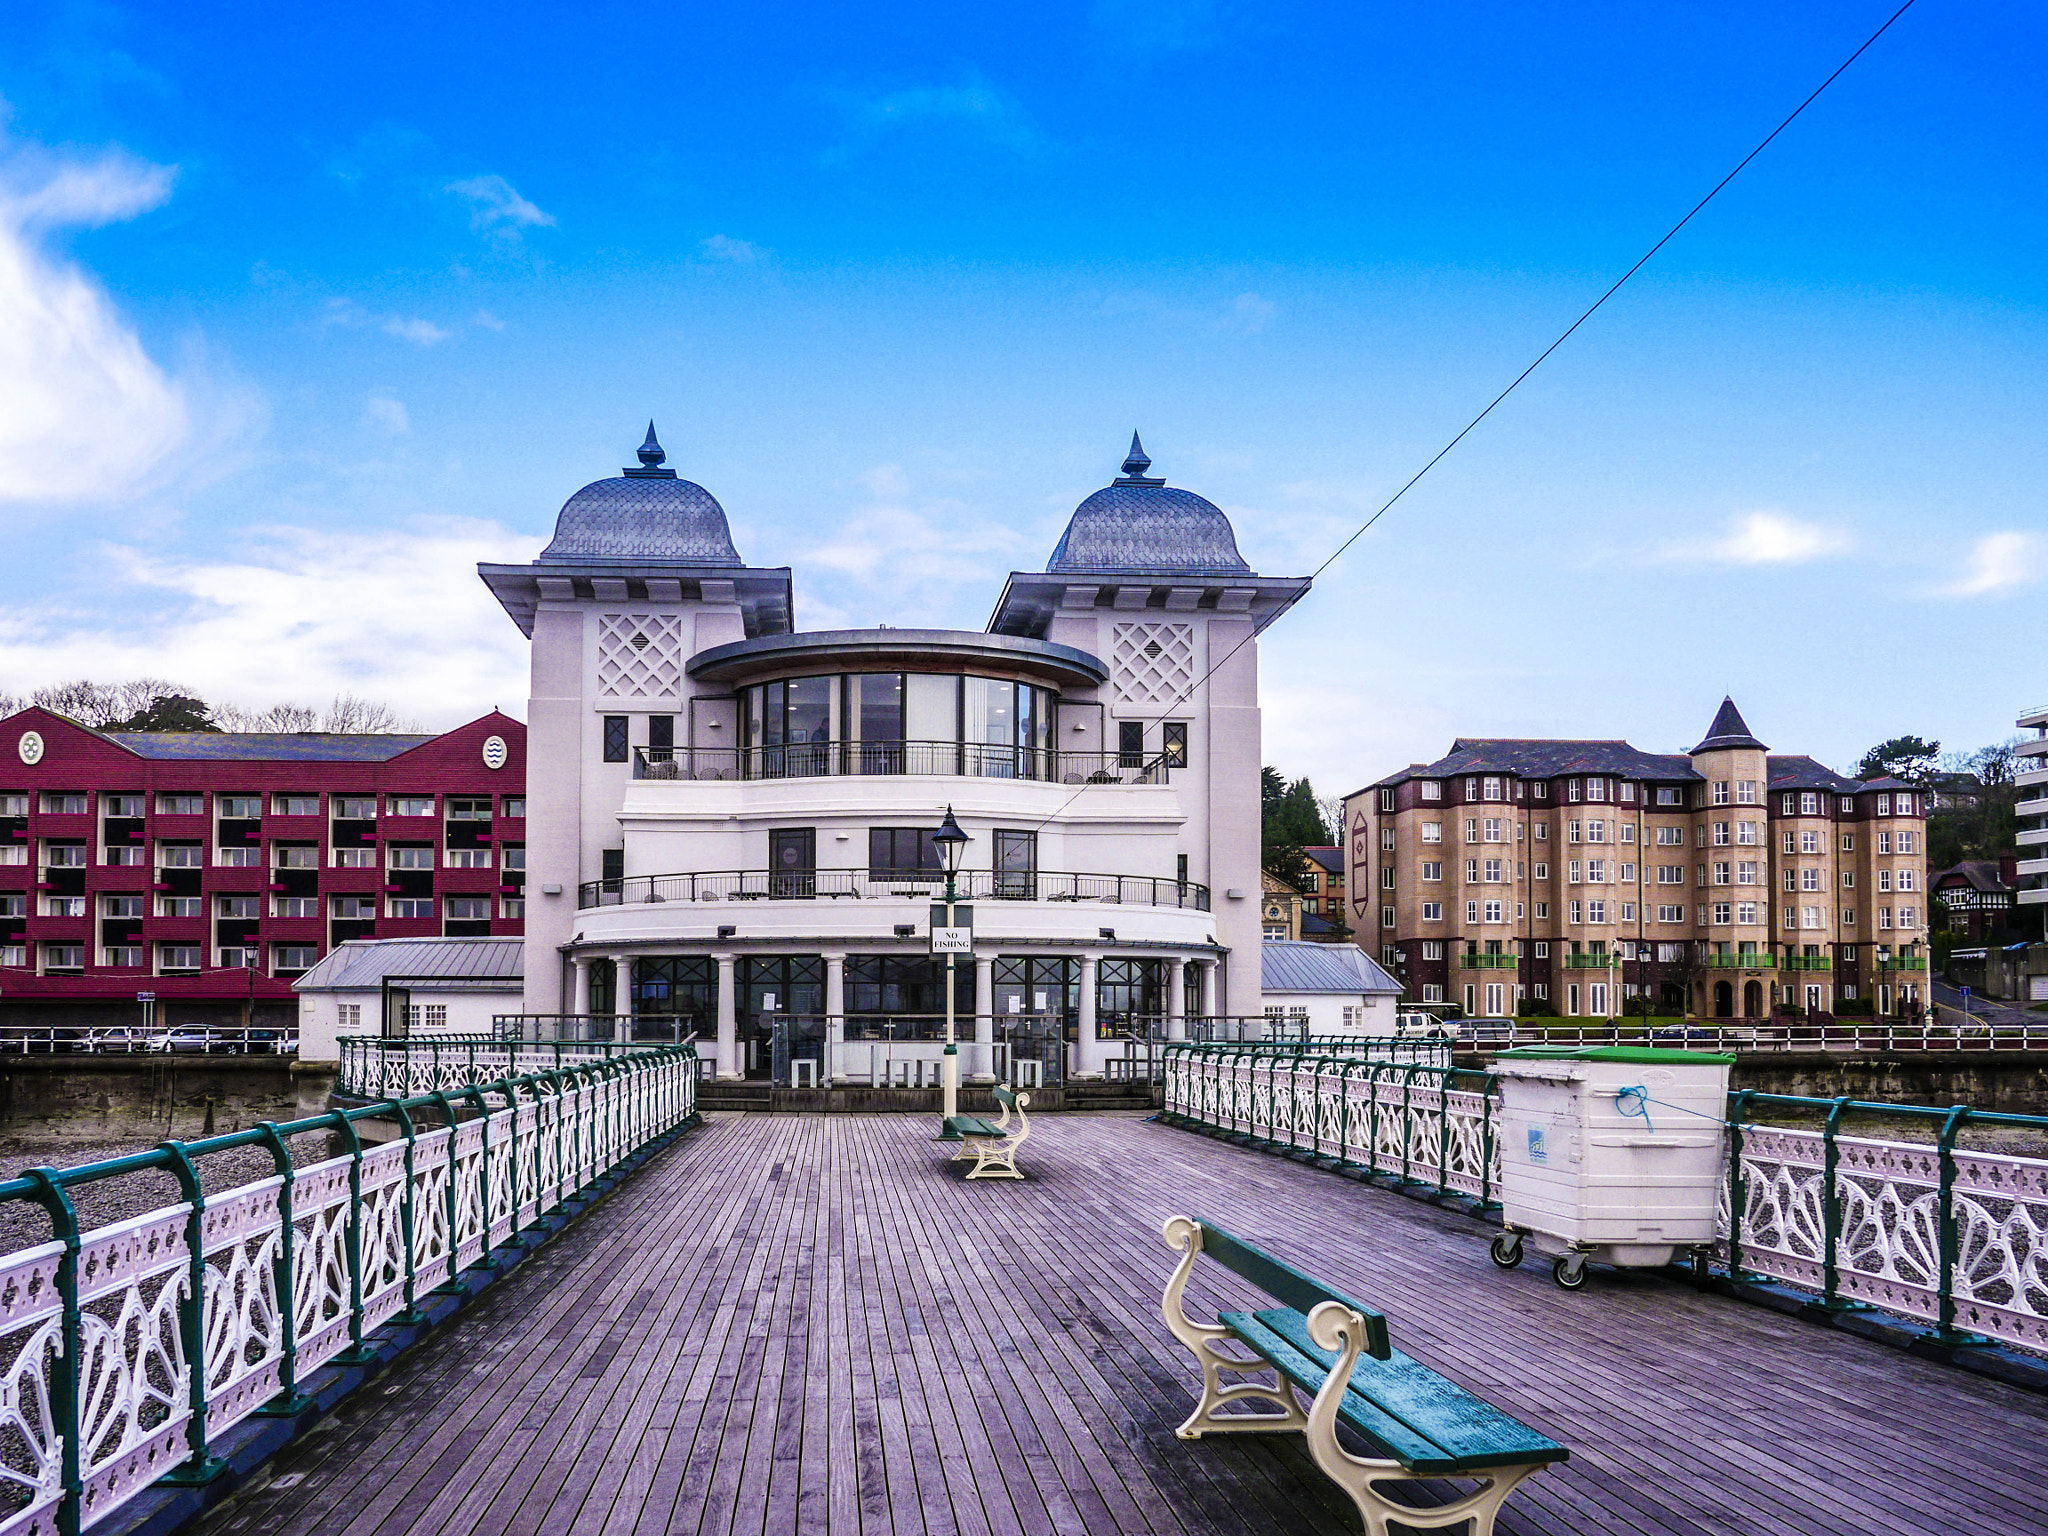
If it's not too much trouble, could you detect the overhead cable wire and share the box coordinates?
[1028,0,1921,837]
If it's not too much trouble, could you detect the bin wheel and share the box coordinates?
[1552,1253,1589,1291]
[1488,1233,1523,1270]
[1690,1250,1714,1289]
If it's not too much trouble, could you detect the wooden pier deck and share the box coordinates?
[202,1112,2048,1536]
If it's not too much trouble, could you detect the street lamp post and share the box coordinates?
[932,807,971,1128]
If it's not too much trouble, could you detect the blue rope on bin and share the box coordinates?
[1614,1084,1655,1133]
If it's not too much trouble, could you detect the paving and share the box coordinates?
[200,1111,2048,1536]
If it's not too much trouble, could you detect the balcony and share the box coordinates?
[1703,953,1765,968]
[1562,953,1618,969]
[1458,952,1516,969]
[1876,954,1929,971]
[1781,956,1833,972]
[2018,856,2048,879]
[578,867,1208,912]
[632,742,1169,787]
[2018,826,2048,848]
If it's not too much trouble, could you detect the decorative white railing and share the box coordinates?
[1161,1045,1500,1204]
[1164,1045,2048,1357]
[0,1042,698,1536]
[337,1035,668,1098]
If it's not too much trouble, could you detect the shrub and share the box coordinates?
[1516,998,1558,1018]
[1833,996,1875,1016]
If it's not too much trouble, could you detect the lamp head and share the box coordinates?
[932,805,970,873]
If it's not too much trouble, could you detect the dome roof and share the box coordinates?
[1046,434,1253,578]
[537,423,744,567]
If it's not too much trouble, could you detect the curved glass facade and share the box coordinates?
[739,672,1059,778]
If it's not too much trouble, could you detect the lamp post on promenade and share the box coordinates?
[932,807,971,1128]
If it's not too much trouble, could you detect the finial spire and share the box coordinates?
[1114,431,1164,486]
[637,421,666,468]
[1121,432,1150,478]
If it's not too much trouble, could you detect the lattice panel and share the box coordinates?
[597,612,684,700]
[1110,622,1195,705]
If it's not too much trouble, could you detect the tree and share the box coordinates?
[1854,735,1941,784]
[105,695,221,732]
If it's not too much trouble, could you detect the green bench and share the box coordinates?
[1160,1216,1566,1535]
[943,1084,1031,1180]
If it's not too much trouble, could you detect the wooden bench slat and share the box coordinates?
[945,1116,1005,1139]
[1245,1308,1567,1472]
[1199,1223,1391,1361]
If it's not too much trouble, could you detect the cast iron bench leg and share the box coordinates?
[1159,1216,1309,1438]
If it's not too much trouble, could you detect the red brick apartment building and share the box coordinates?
[0,709,526,1031]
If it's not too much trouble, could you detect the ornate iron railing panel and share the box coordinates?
[0,1043,696,1536]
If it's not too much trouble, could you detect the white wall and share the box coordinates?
[1262,990,1397,1034]
[297,988,521,1063]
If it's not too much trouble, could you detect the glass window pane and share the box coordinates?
[905,674,957,745]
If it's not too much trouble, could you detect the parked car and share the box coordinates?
[1393,1011,1454,1039]
[1650,1025,1722,1044]
[1455,1017,1518,1047]
[147,1027,219,1054]
[82,1027,151,1052]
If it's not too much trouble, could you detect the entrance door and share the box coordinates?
[1714,981,1734,1018]
[1743,980,1763,1018]
[769,828,816,897]
[738,956,823,1079]
[1484,982,1505,1016]
[1806,983,1823,1014]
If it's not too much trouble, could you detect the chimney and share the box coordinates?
[2001,854,2019,887]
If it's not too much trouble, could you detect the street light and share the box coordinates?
[932,806,971,1127]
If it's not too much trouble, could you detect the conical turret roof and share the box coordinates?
[1691,697,1768,754]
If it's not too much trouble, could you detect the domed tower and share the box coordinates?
[480,425,793,1013]
[988,435,1311,1018]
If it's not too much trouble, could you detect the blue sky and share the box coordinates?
[0,1,2041,793]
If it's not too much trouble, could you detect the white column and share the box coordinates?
[823,951,847,1084]
[571,955,592,1033]
[1076,952,1104,1079]
[612,954,633,1039]
[1198,958,1220,1031]
[971,952,996,1081]
[714,952,739,1079]
[1167,959,1187,1041]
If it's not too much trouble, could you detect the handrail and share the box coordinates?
[577,866,1210,911]
[632,740,1172,786]
[0,1042,697,1536]
[1161,1043,2048,1356]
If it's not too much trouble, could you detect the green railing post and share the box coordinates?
[1479,1073,1500,1211]
[155,1141,226,1486]
[1724,1088,1753,1279]
[1366,1061,1385,1177]
[23,1169,82,1536]
[464,1086,499,1270]
[1399,1063,1421,1186]
[251,1122,312,1417]
[1934,1103,1987,1347]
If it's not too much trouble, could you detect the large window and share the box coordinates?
[739,672,1061,779]
[994,829,1037,898]
[870,828,939,878]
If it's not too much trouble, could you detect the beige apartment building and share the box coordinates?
[1341,700,1931,1021]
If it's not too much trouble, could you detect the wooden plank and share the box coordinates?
[198,1110,2048,1536]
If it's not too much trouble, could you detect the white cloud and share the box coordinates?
[700,234,760,263]
[825,78,1043,163]
[0,520,536,728]
[0,141,193,504]
[1223,292,1275,334]
[472,309,505,331]
[381,316,449,346]
[364,393,409,434]
[1662,511,1853,566]
[1939,531,2044,598]
[445,174,556,236]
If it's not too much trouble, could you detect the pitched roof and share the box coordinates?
[1303,846,1343,874]
[292,936,524,992]
[1933,861,2012,894]
[1370,738,1698,789]
[103,732,440,762]
[1766,755,1862,793]
[1261,940,1401,996]
[1691,697,1768,753]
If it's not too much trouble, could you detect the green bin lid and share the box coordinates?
[1493,1045,1735,1067]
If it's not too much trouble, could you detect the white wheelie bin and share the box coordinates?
[1486,1045,1733,1290]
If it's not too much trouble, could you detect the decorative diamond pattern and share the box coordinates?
[597,612,684,700]
[1111,622,1195,705]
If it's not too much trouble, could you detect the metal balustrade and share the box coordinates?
[1162,1044,2048,1357]
[0,1042,698,1536]
[577,866,1209,911]
[337,1035,666,1098]
[632,741,1170,785]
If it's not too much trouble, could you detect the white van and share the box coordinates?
[1394,1011,1454,1040]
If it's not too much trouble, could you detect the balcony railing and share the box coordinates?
[1562,953,1619,969]
[632,741,1170,786]
[1876,954,1928,970]
[1703,953,1767,968]
[1781,956,1833,972]
[578,867,1210,911]
[1457,952,1517,968]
